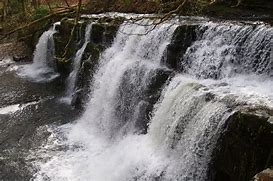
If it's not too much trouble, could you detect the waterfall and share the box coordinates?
[32,18,273,181]
[18,22,60,82]
[73,20,176,137]
[182,22,273,79]
[62,23,93,104]
[148,77,232,180]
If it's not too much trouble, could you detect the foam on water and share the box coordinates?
[0,101,40,115]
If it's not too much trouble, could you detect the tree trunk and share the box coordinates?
[64,0,70,7]
[21,0,26,15]
[31,0,39,9]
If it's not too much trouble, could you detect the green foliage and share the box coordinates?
[9,0,24,14]
[123,0,131,5]
[32,6,49,20]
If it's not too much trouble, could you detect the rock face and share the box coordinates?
[211,110,273,181]
[163,24,198,71]
[74,22,121,109]
[54,17,122,108]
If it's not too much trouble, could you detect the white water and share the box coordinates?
[183,22,273,78]
[61,23,93,104]
[0,101,39,115]
[17,23,60,82]
[32,20,273,181]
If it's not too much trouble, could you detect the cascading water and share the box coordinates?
[17,22,60,82]
[62,23,93,104]
[32,18,273,181]
[182,22,273,79]
[71,19,175,137]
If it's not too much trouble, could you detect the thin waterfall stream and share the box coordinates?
[62,23,93,104]
[17,22,60,82]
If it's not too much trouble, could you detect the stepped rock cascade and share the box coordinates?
[18,23,60,82]
[182,22,273,79]
[62,23,93,104]
[31,17,273,181]
[74,20,176,137]
[149,77,232,180]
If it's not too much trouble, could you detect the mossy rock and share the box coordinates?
[72,42,103,109]
[54,18,89,73]
[52,17,122,107]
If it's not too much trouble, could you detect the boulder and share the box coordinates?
[211,109,273,181]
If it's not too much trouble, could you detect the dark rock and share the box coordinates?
[210,109,273,181]
[162,24,198,71]
[72,42,102,109]
[13,55,30,62]
[71,21,121,109]
[114,66,172,134]
[54,19,88,77]
[137,68,173,133]
[54,18,121,80]
[91,22,120,46]
[91,23,105,44]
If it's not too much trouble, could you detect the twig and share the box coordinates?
[118,0,187,36]
[0,8,76,40]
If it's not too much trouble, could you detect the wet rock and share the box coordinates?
[54,19,88,76]
[114,67,172,134]
[163,24,198,71]
[54,18,121,79]
[72,42,102,109]
[136,68,173,133]
[211,109,273,181]
[13,55,30,62]
[91,22,121,46]
[71,21,120,109]
[91,23,105,44]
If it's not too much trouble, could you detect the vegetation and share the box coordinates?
[0,0,271,45]
[0,0,85,39]
[31,5,50,20]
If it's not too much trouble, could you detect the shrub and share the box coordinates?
[32,6,49,20]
